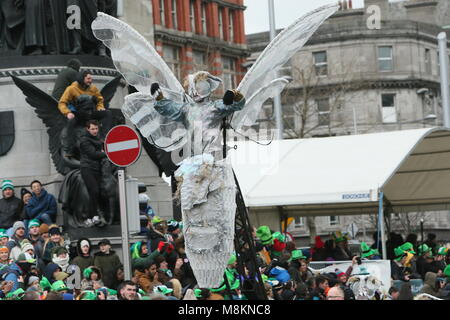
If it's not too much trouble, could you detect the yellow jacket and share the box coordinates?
[58,81,105,116]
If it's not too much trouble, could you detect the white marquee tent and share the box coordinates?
[229,128,450,258]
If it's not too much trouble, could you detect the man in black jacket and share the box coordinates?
[80,120,107,227]
[52,59,82,100]
[0,180,22,235]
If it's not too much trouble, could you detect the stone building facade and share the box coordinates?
[246,0,450,245]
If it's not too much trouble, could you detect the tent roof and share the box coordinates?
[229,128,450,216]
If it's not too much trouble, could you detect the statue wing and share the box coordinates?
[92,12,185,102]
[12,76,71,175]
[122,92,187,153]
[100,75,123,109]
[232,4,339,131]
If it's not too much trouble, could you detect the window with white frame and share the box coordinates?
[171,0,177,29]
[222,56,236,90]
[159,0,165,26]
[313,51,327,76]
[294,217,304,227]
[378,46,393,72]
[193,50,207,70]
[329,215,339,226]
[218,8,224,39]
[163,45,181,80]
[201,3,207,35]
[317,98,330,126]
[229,11,234,42]
[381,93,397,123]
[189,0,195,32]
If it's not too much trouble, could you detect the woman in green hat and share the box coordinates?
[416,244,434,279]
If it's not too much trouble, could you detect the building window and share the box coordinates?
[222,56,236,89]
[425,48,431,74]
[313,51,327,76]
[193,50,207,70]
[329,216,339,226]
[317,98,330,126]
[189,0,195,32]
[381,93,397,123]
[171,0,177,29]
[218,8,224,39]
[378,46,393,72]
[201,3,207,35]
[163,45,180,80]
[229,11,234,42]
[294,217,304,227]
[159,0,165,26]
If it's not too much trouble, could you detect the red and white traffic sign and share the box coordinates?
[105,125,142,167]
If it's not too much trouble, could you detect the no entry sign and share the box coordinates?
[105,125,142,167]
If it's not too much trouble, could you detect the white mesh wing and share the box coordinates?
[92,12,184,101]
[232,4,339,130]
[122,93,187,152]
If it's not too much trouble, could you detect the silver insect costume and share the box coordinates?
[91,3,339,288]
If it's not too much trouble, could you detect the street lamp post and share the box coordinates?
[268,0,284,140]
[438,32,450,127]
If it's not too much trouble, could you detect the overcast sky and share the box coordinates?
[244,0,365,34]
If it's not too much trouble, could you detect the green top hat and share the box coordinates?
[228,254,237,265]
[211,269,240,292]
[394,247,407,261]
[360,242,376,259]
[51,280,68,292]
[418,244,432,256]
[154,285,173,296]
[399,242,416,255]
[152,216,163,224]
[28,219,41,229]
[80,291,97,300]
[289,249,307,261]
[437,247,449,256]
[6,288,25,300]
[256,226,273,245]
[272,232,286,243]
[331,231,347,243]
[40,277,52,291]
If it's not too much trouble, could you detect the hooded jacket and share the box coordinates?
[0,195,22,229]
[25,189,57,220]
[93,250,123,289]
[71,238,94,274]
[80,131,107,172]
[420,272,440,297]
[43,263,61,284]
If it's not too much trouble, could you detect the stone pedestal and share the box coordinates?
[0,55,173,232]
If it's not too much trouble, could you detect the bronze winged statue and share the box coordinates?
[12,75,123,228]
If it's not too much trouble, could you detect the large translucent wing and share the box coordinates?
[233,4,339,130]
[92,13,184,101]
[122,93,187,152]
[233,77,290,129]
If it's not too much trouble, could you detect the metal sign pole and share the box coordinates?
[378,191,387,260]
[118,169,131,280]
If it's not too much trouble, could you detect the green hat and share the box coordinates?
[83,267,93,279]
[272,232,286,243]
[418,244,432,256]
[0,229,8,239]
[227,254,237,265]
[361,242,376,259]
[394,247,407,261]
[256,226,273,245]
[28,219,41,228]
[437,247,449,256]
[80,291,97,300]
[399,242,416,255]
[153,285,173,296]
[152,216,162,224]
[51,280,68,292]
[6,288,25,300]
[194,288,203,299]
[444,265,450,279]
[131,241,143,259]
[1,180,14,191]
[289,249,307,261]
[40,277,52,291]
[331,231,347,243]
